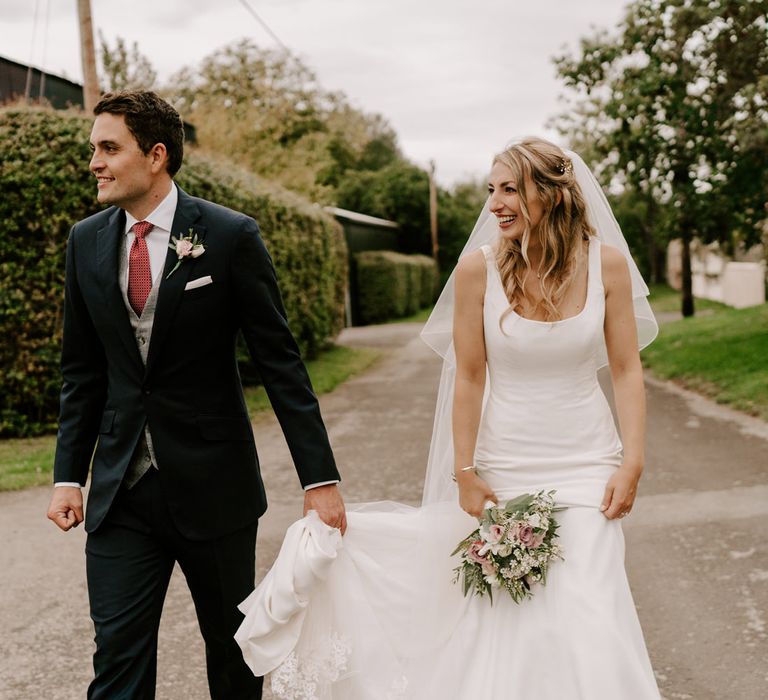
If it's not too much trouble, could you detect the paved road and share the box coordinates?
[1,322,766,699]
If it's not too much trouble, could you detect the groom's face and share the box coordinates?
[88,113,156,213]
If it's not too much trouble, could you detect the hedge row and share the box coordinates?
[0,107,347,437]
[355,251,436,324]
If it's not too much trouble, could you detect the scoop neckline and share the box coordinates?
[491,238,595,326]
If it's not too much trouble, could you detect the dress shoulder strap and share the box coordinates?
[479,244,499,291]
[588,236,604,293]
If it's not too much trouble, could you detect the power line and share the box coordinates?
[236,0,290,52]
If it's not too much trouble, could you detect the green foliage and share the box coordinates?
[437,178,487,282]
[337,161,486,282]
[0,107,347,437]
[412,254,438,307]
[337,160,432,254]
[164,39,401,203]
[608,190,670,282]
[354,250,437,324]
[99,32,157,92]
[642,303,768,420]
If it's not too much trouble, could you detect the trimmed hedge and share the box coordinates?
[411,254,437,308]
[355,250,437,324]
[0,107,347,437]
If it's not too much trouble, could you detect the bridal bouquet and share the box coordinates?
[452,491,563,603]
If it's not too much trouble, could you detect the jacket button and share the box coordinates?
[143,389,151,395]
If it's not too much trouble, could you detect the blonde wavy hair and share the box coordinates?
[493,137,596,323]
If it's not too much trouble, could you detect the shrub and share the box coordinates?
[0,107,347,437]
[411,254,437,307]
[354,250,437,324]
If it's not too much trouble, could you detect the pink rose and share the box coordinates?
[176,239,193,257]
[517,524,536,547]
[466,541,488,566]
[530,531,546,549]
[190,245,205,258]
[488,524,505,544]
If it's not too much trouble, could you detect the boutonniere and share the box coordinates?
[167,228,205,278]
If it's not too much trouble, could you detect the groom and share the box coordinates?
[46,90,345,699]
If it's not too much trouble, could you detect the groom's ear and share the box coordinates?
[148,142,169,174]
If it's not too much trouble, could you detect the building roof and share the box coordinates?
[323,206,399,229]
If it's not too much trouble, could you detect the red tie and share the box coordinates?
[128,221,154,316]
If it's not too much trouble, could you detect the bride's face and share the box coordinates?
[488,161,545,242]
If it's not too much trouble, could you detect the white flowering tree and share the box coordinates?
[553,0,768,316]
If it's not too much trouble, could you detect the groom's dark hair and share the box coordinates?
[94,90,185,176]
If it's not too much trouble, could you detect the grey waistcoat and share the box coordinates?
[119,236,163,489]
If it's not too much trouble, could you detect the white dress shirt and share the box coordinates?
[56,184,336,492]
[124,182,177,285]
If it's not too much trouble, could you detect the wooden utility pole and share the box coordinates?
[77,0,100,113]
[428,160,439,263]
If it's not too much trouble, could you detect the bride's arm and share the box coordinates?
[601,244,646,520]
[452,250,497,517]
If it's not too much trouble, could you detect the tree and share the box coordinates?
[164,39,399,202]
[336,160,487,274]
[336,160,432,254]
[554,0,768,315]
[99,32,157,92]
[437,178,487,281]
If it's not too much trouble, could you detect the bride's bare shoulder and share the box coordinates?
[599,243,631,290]
[454,249,487,285]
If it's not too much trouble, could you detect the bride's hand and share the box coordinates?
[600,464,642,520]
[457,472,497,518]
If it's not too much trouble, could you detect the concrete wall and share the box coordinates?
[667,238,766,309]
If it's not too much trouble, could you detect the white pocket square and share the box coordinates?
[185,275,213,291]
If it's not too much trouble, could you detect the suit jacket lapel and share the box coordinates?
[144,188,205,379]
[95,208,144,370]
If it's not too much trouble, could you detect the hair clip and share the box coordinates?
[557,158,573,175]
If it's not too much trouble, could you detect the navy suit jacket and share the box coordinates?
[53,186,340,540]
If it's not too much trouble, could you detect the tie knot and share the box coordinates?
[132,221,154,239]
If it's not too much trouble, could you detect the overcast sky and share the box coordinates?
[2,0,630,186]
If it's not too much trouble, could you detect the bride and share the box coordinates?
[235,138,662,699]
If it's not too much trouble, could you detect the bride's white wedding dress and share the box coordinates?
[235,236,661,699]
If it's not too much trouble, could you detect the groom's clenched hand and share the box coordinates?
[304,484,347,535]
[47,487,84,531]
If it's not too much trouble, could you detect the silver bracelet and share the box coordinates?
[451,465,477,482]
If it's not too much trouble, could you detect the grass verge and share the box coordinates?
[0,344,381,492]
[384,305,435,324]
[648,283,729,314]
[642,302,768,420]
[242,344,381,415]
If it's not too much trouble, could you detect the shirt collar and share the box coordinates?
[124,183,178,234]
